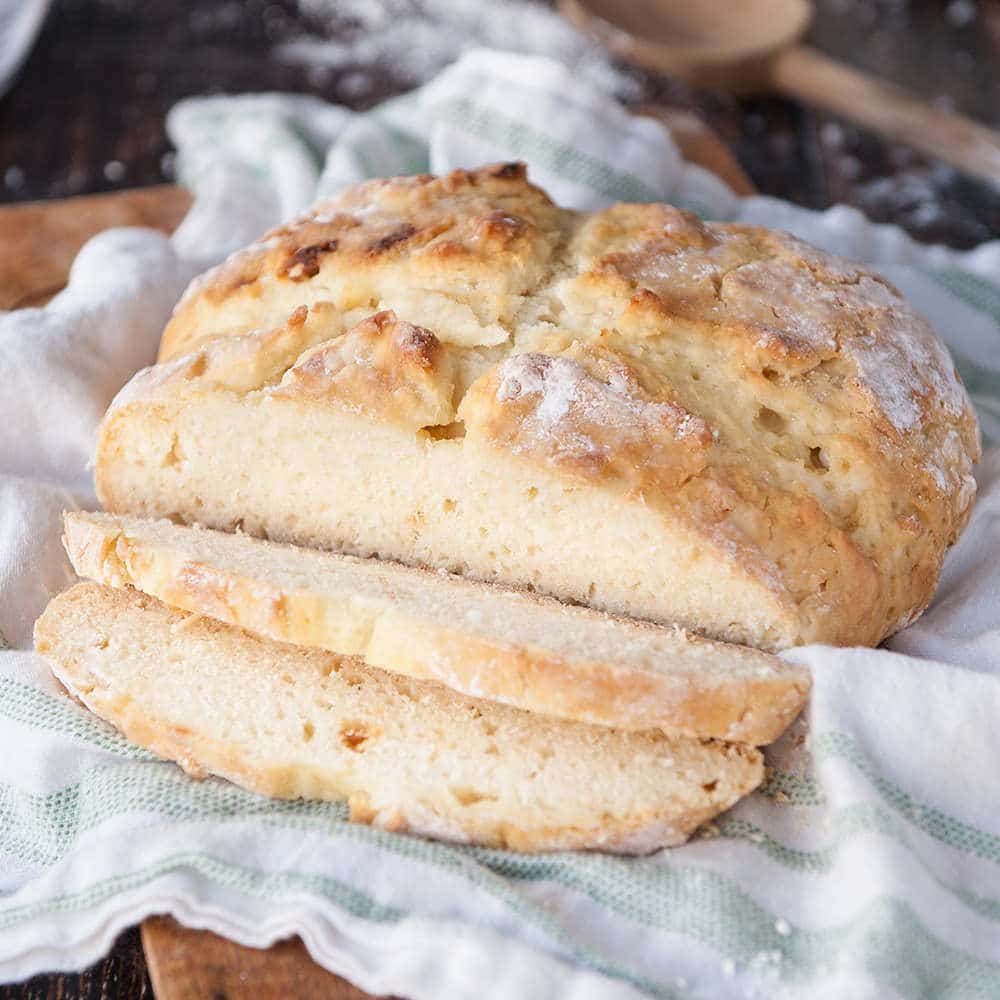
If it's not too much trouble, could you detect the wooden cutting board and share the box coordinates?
[0,185,192,310]
[140,918,395,999]
[0,110,752,1000]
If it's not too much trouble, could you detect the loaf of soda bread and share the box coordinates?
[63,511,810,744]
[94,163,980,651]
[35,584,763,853]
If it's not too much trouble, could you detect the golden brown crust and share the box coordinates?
[162,162,565,359]
[103,163,979,650]
[271,310,457,429]
[459,344,713,494]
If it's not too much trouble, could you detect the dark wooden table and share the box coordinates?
[2,0,998,246]
[0,1,997,997]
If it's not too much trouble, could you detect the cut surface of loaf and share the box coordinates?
[95,164,980,650]
[34,584,763,853]
[64,511,810,744]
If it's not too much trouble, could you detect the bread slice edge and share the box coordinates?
[64,511,809,744]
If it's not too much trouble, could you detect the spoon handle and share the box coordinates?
[769,44,1000,189]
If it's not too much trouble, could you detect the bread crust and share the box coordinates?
[98,164,980,650]
[35,584,763,854]
[64,511,810,744]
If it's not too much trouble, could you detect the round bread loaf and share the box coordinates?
[97,163,980,651]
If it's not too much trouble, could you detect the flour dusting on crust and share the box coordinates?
[493,352,711,486]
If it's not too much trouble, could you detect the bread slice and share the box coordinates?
[34,584,763,853]
[64,511,810,744]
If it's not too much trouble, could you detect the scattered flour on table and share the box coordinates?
[856,169,957,231]
[278,0,638,98]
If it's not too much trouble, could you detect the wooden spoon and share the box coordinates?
[560,0,1000,188]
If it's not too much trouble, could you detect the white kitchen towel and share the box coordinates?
[2,49,1000,1000]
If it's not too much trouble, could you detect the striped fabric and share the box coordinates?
[2,50,999,999]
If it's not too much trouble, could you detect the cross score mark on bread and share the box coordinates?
[96,163,979,651]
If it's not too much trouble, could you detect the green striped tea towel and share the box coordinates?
[2,49,999,1000]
